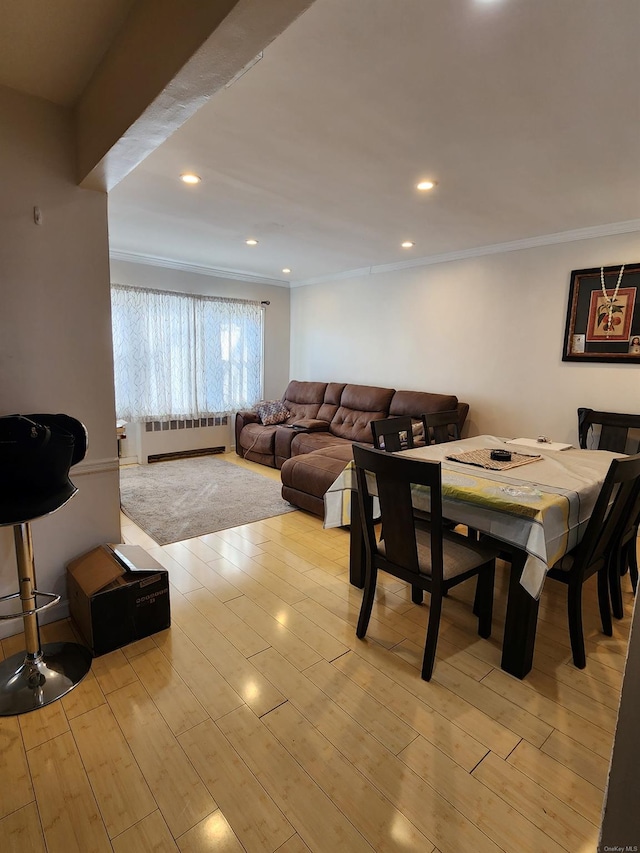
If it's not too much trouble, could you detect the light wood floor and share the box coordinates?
[0,453,635,853]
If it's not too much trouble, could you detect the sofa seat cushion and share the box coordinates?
[239,422,279,455]
[291,432,352,456]
[281,444,356,507]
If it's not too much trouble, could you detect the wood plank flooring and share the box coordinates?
[0,452,635,852]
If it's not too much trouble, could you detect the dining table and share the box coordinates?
[323,434,622,678]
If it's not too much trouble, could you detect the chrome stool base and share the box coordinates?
[0,641,92,716]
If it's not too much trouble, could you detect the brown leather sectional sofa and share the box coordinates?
[235,380,469,517]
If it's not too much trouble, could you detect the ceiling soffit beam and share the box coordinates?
[76,0,315,191]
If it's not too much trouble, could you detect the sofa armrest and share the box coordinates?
[290,418,331,432]
[456,402,469,433]
[235,410,259,455]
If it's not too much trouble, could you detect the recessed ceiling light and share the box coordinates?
[416,180,437,191]
[401,241,415,249]
[180,173,201,184]
[282,268,291,274]
[245,238,258,246]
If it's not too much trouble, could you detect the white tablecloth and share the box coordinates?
[324,435,621,598]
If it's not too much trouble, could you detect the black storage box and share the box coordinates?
[67,543,171,656]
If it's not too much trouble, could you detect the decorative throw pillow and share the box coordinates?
[255,400,290,425]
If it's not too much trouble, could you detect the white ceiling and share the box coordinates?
[2,0,639,286]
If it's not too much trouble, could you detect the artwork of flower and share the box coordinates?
[586,287,636,342]
[597,296,623,331]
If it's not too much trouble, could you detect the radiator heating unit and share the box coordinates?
[120,416,231,464]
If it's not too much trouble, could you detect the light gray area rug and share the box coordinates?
[119,455,295,545]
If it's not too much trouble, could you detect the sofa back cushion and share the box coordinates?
[330,383,395,442]
[317,382,346,423]
[390,390,469,435]
[389,390,458,418]
[282,380,328,421]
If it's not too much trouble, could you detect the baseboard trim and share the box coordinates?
[72,458,119,476]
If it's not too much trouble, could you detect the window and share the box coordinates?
[111,284,263,421]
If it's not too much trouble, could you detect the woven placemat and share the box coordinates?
[445,448,542,471]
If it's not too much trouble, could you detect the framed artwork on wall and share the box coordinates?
[562,263,640,363]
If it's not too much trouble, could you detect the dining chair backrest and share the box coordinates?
[610,474,640,612]
[577,408,640,454]
[353,443,444,584]
[370,416,415,453]
[422,410,460,445]
[571,453,640,584]
[617,478,640,554]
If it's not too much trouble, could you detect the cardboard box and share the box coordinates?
[67,544,170,656]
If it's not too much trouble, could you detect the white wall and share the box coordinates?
[290,232,640,443]
[0,85,120,639]
[109,259,291,403]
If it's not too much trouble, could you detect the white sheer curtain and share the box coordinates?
[111,285,263,421]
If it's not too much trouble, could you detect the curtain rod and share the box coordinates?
[111,282,262,308]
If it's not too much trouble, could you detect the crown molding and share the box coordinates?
[290,219,640,288]
[111,219,640,289]
[109,250,290,287]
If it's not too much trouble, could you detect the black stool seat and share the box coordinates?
[0,414,87,525]
[0,413,91,715]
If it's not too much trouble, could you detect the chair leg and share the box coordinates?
[472,572,483,616]
[412,585,423,604]
[629,540,638,594]
[567,581,586,669]
[356,563,377,639]
[620,551,629,576]
[608,550,625,621]
[475,563,494,639]
[421,593,443,681]
[598,567,613,636]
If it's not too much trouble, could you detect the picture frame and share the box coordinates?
[562,263,640,363]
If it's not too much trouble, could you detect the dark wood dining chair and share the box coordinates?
[546,452,640,668]
[352,444,498,681]
[608,487,640,619]
[422,409,477,540]
[371,415,432,538]
[421,410,460,445]
[578,408,640,454]
[578,408,640,619]
[371,416,415,452]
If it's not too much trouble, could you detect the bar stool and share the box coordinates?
[0,414,92,715]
